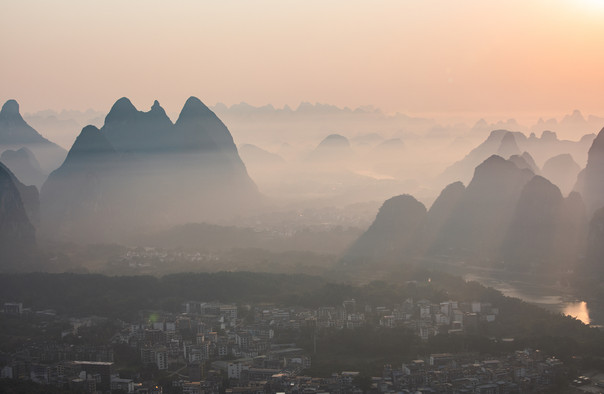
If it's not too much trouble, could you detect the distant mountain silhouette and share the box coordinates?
[308,134,353,162]
[0,100,51,145]
[496,132,521,158]
[541,153,581,196]
[0,161,39,226]
[508,152,540,174]
[0,162,36,269]
[520,152,539,173]
[375,138,405,152]
[239,144,285,166]
[0,100,67,172]
[341,194,427,265]
[439,130,524,185]
[579,127,604,215]
[351,132,384,145]
[530,110,603,138]
[40,97,260,242]
[317,134,350,148]
[0,147,47,188]
[439,129,594,187]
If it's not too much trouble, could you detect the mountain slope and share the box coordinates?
[0,162,36,269]
[341,194,427,266]
[0,147,47,188]
[0,100,67,172]
[579,127,604,214]
[40,97,260,241]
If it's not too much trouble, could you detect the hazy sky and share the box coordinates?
[2,0,604,120]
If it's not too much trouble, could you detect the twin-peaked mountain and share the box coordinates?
[40,97,260,241]
[343,154,587,270]
[0,100,67,173]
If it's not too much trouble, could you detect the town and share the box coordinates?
[0,294,569,393]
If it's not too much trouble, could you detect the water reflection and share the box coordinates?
[563,301,590,325]
[464,273,592,325]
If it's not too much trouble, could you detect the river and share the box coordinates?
[463,272,595,326]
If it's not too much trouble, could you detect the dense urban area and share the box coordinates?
[1,272,603,393]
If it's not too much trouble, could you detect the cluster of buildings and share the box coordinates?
[181,350,565,394]
[2,359,122,393]
[112,247,219,269]
[375,349,565,393]
[242,297,498,340]
[0,297,564,394]
[378,299,499,340]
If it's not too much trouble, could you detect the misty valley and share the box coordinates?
[2,97,604,393]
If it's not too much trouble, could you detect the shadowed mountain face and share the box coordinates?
[40,97,260,242]
[520,152,540,174]
[433,155,534,260]
[541,153,581,196]
[40,126,124,240]
[0,161,39,226]
[0,162,36,268]
[341,194,427,266]
[508,152,539,175]
[103,98,174,152]
[0,147,47,188]
[426,181,465,247]
[501,176,566,269]
[587,207,604,274]
[342,153,592,270]
[562,191,588,266]
[342,156,536,266]
[496,132,521,158]
[580,127,604,215]
[0,100,67,172]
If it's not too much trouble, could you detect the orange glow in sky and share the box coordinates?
[1,0,603,120]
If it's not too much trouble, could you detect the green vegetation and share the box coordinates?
[0,314,69,352]
[0,378,80,393]
[1,270,603,375]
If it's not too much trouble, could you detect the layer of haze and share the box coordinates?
[2,0,604,124]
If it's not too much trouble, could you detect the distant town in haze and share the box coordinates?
[3,1,604,393]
